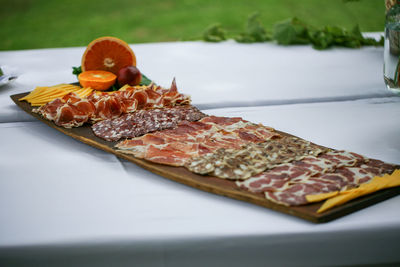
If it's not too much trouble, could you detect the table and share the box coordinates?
[1,39,400,266]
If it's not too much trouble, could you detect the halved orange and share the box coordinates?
[81,36,136,75]
[78,70,117,91]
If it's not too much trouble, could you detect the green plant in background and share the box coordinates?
[274,18,384,49]
[203,24,226,42]
[0,0,384,50]
[203,14,384,50]
[235,13,271,43]
[273,17,310,45]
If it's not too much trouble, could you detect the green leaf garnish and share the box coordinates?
[72,66,82,77]
[140,73,153,86]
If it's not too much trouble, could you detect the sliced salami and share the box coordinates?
[92,105,206,141]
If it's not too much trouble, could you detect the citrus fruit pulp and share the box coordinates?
[81,36,136,75]
[78,70,117,91]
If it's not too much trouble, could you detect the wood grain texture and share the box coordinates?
[10,92,400,223]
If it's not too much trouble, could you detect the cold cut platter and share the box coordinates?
[11,36,400,223]
[10,87,400,223]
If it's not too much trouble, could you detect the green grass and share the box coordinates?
[0,0,385,50]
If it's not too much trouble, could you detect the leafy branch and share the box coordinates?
[235,12,271,43]
[203,24,226,42]
[203,13,383,50]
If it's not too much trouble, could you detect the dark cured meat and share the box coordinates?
[33,79,191,128]
[92,105,206,141]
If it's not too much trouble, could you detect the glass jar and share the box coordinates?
[384,0,400,94]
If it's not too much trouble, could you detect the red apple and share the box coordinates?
[117,66,142,86]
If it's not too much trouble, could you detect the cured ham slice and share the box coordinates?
[365,158,397,175]
[264,163,388,207]
[92,105,206,141]
[236,166,304,193]
[55,103,88,128]
[318,150,365,168]
[145,142,200,166]
[236,156,335,192]
[33,93,95,128]
[116,116,279,167]
[33,79,191,128]
[264,182,339,206]
[116,120,217,166]
[237,150,397,206]
[37,98,64,121]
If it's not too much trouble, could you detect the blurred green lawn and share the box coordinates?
[0,0,385,51]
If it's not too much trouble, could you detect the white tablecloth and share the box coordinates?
[0,37,392,121]
[1,40,399,266]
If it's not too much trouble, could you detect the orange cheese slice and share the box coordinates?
[307,169,400,213]
[305,191,339,203]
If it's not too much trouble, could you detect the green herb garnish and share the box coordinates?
[140,73,153,86]
[72,66,82,77]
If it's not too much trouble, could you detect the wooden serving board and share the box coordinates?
[11,92,400,223]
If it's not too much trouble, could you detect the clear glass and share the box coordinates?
[384,1,400,94]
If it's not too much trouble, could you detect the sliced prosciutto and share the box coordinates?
[115,116,280,167]
[33,93,96,128]
[33,79,190,128]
